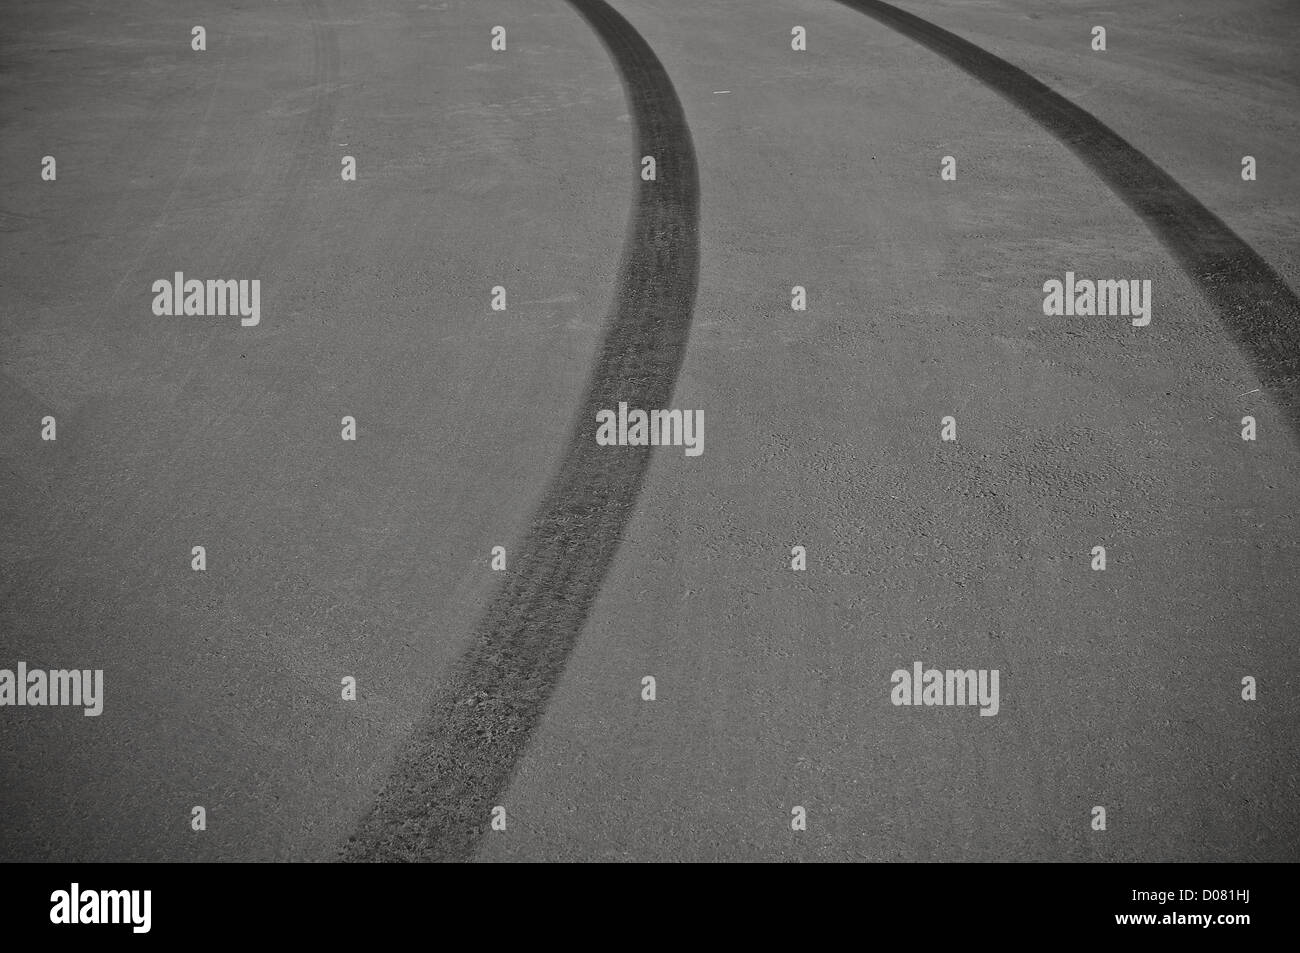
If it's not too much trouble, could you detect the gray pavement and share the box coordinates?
[1,0,1297,861]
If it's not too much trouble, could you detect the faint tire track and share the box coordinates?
[342,0,700,862]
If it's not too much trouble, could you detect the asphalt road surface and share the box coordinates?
[1,0,1297,862]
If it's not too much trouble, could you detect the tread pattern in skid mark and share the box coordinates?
[342,0,700,862]
[835,0,1300,440]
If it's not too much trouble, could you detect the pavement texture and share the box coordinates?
[1,0,1297,862]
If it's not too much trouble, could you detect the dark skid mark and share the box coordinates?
[342,0,700,861]
[836,0,1300,438]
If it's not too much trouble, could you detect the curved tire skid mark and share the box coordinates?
[342,0,700,862]
[835,0,1300,439]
